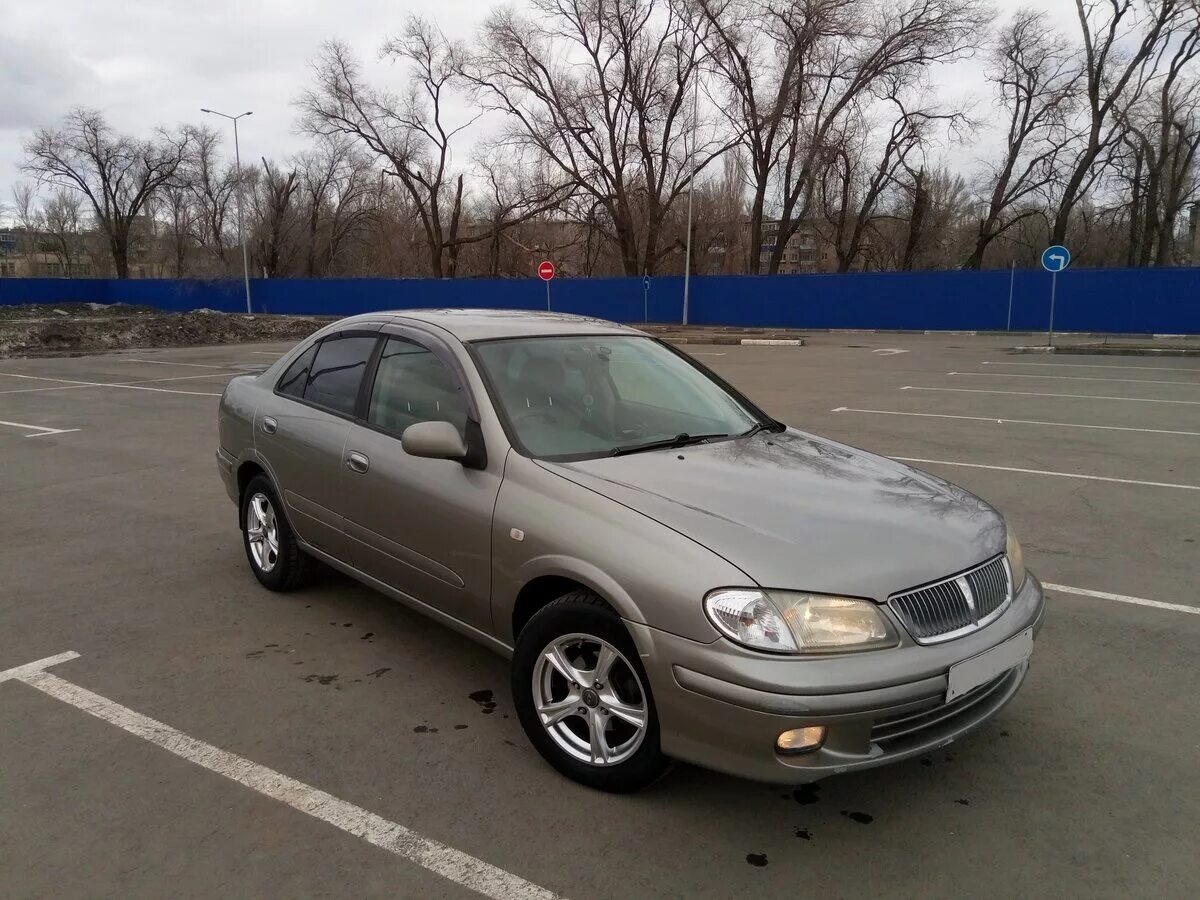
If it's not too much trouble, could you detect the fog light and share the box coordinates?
[776,726,827,755]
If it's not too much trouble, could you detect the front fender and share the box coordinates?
[490,453,747,647]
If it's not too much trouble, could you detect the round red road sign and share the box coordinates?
[537,260,556,281]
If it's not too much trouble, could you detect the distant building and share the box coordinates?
[0,232,94,277]
[755,220,834,274]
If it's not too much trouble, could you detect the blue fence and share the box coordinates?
[2,267,1198,334]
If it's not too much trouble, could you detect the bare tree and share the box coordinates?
[818,94,966,271]
[250,158,301,278]
[44,188,87,276]
[184,125,241,271]
[965,10,1082,268]
[22,108,191,277]
[700,0,989,274]
[1050,0,1192,246]
[10,182,43,264]
[465,0,734,276]
[295,134,378,276]
[299,19,567,277]
[1117,3,1200,265]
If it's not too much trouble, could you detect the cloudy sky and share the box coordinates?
[0,0,1074,218]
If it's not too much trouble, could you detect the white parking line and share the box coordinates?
[1046,584,1199,616]
[0,373,222,397]
[117,359,239,370]
[0,371,240,394]
[948,371,1200,387]
[983,361,1200,372]
[900,385,1200,405]
[832,407,1200,437]
[1,652,562,900]
[0,419,80,438]
[892,456,1200,491]
[126,372,241,384]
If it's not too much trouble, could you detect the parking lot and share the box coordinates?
[2,331,1198,899]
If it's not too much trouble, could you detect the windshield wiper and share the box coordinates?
[739,419,785,438]
[610,432,728,457]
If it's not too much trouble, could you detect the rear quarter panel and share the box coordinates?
[218,374,262,463]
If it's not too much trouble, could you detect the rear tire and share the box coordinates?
[512,590,671,792]
[241,474,316,591]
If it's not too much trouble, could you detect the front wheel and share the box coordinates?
[512,591,671,792]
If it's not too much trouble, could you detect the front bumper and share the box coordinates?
[631,574,1045,783]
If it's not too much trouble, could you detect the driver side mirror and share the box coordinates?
[401,421,468,462]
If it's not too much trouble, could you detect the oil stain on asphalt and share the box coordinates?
[469,689,498,714]
[302,674,338,685]
[746,853,768,867]
[792,784,821,805]
[841,810,874,824]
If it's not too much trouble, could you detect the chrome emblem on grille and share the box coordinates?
[955,575,978,624]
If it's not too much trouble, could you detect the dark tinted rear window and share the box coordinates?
[304,335,377,415]
[277,344,318,398]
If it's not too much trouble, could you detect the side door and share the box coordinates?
[339,330,502,635]
[254,328,381,559]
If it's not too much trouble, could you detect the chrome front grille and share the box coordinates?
[888,556,1012,644]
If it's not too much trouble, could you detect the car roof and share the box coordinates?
[342,309,646,342]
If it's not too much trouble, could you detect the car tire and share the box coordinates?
[512,590,671,792]
[241,474,316,591]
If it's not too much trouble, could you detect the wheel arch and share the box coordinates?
[506,557,646,646]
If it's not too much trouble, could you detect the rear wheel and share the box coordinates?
[241,474,316,591]
[512,591,671,792]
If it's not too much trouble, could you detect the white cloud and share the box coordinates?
[0,0,1070,216]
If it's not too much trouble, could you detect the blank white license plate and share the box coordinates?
[946,628,1033,702]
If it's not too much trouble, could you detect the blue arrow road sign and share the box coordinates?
[1041,245,1070,272]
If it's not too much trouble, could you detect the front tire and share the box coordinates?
[512,591,671,792]
[241,474,315,591]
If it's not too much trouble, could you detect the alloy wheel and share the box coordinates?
[245,491,280,573]
[532,633,648,766]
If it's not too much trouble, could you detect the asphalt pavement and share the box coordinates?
[1,333,1197,899]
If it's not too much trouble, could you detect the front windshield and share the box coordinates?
[472,335,763,460]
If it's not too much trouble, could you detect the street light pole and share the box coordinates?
[201,108,253,315]
[682,34,700,326]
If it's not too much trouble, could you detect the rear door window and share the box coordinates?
[304,335,378,415]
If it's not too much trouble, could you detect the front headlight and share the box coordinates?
[704,589,899,655]
[1006,529,1027,592]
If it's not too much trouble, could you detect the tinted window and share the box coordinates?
[367,337,467,436]
[277,344,318,398]
[304,335,377,415]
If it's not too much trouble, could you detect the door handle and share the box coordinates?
[346,451,370,474]
[261,416,277,435]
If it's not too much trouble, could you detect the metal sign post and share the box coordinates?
[643,276,650,322]
[1040,245,1070,347]
[538,260,556,310]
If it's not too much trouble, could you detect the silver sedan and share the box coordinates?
[217,309,1043,792]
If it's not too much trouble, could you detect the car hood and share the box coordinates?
[543,430,1005,601]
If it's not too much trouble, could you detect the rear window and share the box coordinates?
[277,344,317,398]
[303,335,377,415]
